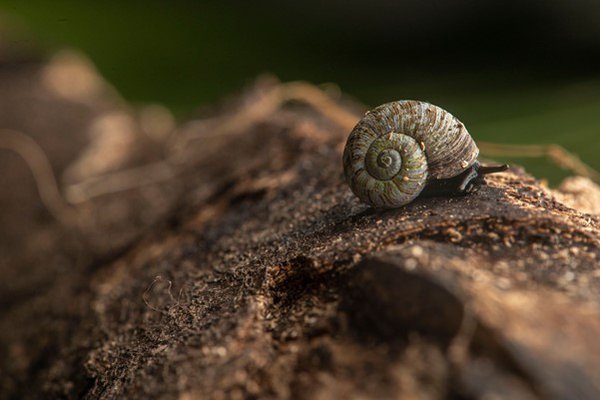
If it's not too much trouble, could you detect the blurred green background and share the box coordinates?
[0,0,599,183]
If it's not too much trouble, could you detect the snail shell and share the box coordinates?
[343,100,479,208]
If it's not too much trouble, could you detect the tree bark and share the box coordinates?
[0,56,599,399]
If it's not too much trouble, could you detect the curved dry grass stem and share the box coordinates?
[175,81,360,147]
[276,82,362,131]
[478,142,600,183]
[64,161,177,204]
[0,129,77,226]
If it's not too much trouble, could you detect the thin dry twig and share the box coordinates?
[64,160,177,204]
[0,129,77,226]
[478,142,600,182]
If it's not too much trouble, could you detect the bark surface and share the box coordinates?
[0,55,599,400]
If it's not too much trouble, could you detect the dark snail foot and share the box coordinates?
[421,161,509,198]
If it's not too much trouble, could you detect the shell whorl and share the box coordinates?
[343,100,479,208]
[343,131,428,208]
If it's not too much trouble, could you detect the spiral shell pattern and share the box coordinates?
[343,100,479,208]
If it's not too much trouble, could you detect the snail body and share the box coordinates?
[343,100,507,208]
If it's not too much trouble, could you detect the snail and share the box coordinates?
[343,100,508,208]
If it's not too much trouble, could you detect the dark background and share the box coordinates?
[0,0,599,182]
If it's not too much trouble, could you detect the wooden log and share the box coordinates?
[0,64,599,399]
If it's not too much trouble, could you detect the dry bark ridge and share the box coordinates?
[0,54,599,399]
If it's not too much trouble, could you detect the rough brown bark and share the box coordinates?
[1,53,599,400]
